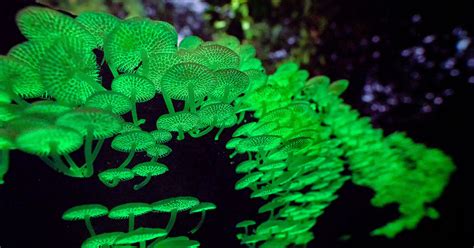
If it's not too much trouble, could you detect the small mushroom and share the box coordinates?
[152,196,200,233]
[188,202,216,234]
[62,204,108,236]
[108,202,153,232]
[131,162,169,190]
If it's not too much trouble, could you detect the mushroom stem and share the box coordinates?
[133,175,152,191]
[102,178,119,188]
[139,241,146,248]
[84,127,94,177]
[184,83,196,113]
[177,126,185,141]
[63,153,83,177]
[165,209,178,233]
[162,90,175,114]
[0,149,9,184]
[50,152,81,178]
[84,215,96,236]
[131,92,139,126]
[91,139,105,161]
[118,144,137,169]
[214,127,225,141]
[141,50,150,77]
[128,213,135,232]
[229,150,238,159]
[189,126,214,138]
[189,211,207,234]
[151,156,158,162]
[237,111,246,124]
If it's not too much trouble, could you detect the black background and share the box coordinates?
[0,0,472,247]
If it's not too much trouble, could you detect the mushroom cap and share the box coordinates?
[57,108,123,139]
[152,196,200,213]
[24,100,72,118]
[256,220,295,235]
[232,122,257,137]
[0,56,44,98]
[81,232,124,248]
[225,137,243,150]
[5,115,51,132]
[0,129,15,150]
[137,53,182,92]
[40,37,103,106]
[16,7,95,48]
[160,62,217,101]
[8,40,47,70]
[15,126,83,156]
[244,69,267,91]
[190,202,217,214]
[179,35,203,50]
[258,200,286,214]
[156,112,198,133]
[111,131,155,152]
[329,79,349,96]
[62,204,109,221]
[257,161,287,172]
[120,122,142,133]
[98,168,135,182]
[235,160,259,174]
[111,74,156,103]
[210,69,249,101]
[146,144,172,159]
[115,227,168,244]
[76,11,120,48]
[0,103,23,122]
[150,236,199,248]
[85,91,133,115]
[237,44,256,61]
[214,35,240,51]
[131,161,169,177]
[236,220,256,228]
[236,135,282,153]
[150,129,172,143]
[104,18,177,73]
[193,44,240,70]
[197,103,235,128]
[108,202,153,219]
[234,172,263,190]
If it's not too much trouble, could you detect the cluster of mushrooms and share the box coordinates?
[0,5,454,248]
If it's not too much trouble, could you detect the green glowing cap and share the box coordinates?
[8,41,47,70]
[256,220,295,235]
[179,35,203,50]
[104,18,177,73]
[131,161,168,177]
[24,100,72,118]
[76,11,120,48]
[81,232,124,248]
[98,168,135,182]
[57,108,123,139]
[226,137,243,150]
[16,7,95,48]
[156,112,199,133]
[152,196,200,213]
[108,202,152,219]
[150,236,200,248]
[257,161,287,172]
[197,103,235,127]
[236,220,256,228]
[160,62,217,101]
[85,91,133,115]
[150,129,172,144]
[190,202,217,214]
[234,172,263,190]
[241,234,269,245]
[232,122,257,137]
[40,38,103,106]
[137,53,182,92]
[210,69,249,101]
[146,144,172,159]
[0,56,44,98]
[238,44,256,61]
[194,44,240,70]
[250,184,283,199]
[115,227,168,245]
[15,126,83,156]
[244,69,267,91]
[258,200,286,214]
[329,79,349,96]
[120,122,142,133]
[235,160,259,174]
[236,135,282,153]
[62,204,109,221]
[111,131,155,152]
[111,74,156,102]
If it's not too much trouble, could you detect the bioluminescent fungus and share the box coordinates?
[75,11,120,48]
[146,144,172,161]
[149,129,173,144]
[62,204,109,236]
[131,161,169,190]
[149,236,200,248]
[85,91,133,115]
[98,168,135,188]
[81,232,124,248]
[156,112,199,140]
[111,131,155,169]
[114,227,168,247]
[189,202,217,234]
[108,202,153,232]
[152,196,200,233]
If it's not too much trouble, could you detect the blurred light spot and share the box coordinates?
[423,35,436,44]
[450,69,460,77]
[411,14,422,23]
[469,76,474,84]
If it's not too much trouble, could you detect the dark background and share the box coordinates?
[0,0,472,247]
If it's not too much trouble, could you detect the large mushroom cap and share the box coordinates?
[108,202,152,219]
[234,172,263,190]
[111,131,155,152]
[235,160,259,174]
[137,53,182,92]
[236,220,256,228]
[179,35,203,50]
[0,56,44,98]
[8,40,47,70]
[57,108,123,139]
[15,126,83,156]
[98,168,134,182]
[236,135,282,153]
[104,18,177,73]
[62,204,109,221]
[114,227,168,245]
[160,62,217,101]
[111,74,156,103]
[40,37,103,106]
[152,196,200,213]
[24,100,72,118]
[16,7,95,48]
[131,161,169,177]
[146,144,172,159]
[210,69,249,101]
[193,44,240,70]
[150,236,200,248]
[197,103,235,127]
[150,129,172,144]
[76,11,120,48]
[81,232,124,248]
[190,202,217,214]
[85,91,133,115]
[156,112,198,133]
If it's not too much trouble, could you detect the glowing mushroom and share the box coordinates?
[188,202,217,234]
[98,168,135,188]
[108,202,153,232]
[131,161,169,190]
[81,232,124,248]
[114,227,167,248]
[111,131,155,169]
[152,196,200,233]
[156,112,199,140]
[62,204,108,236]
